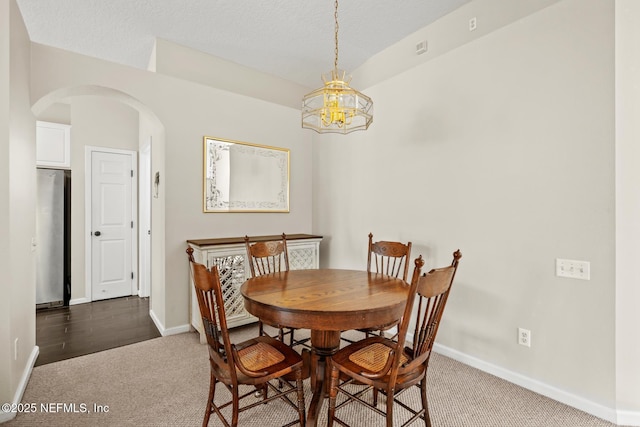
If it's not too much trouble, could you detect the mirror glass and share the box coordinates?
[203,137,289,212]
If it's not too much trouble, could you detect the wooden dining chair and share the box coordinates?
[245,234,290,277]
[367,233,412,335]
[244,234,309,349]
[186,247,306,427]
[328,250,462,427]
[342,232,413,344]
[368,232,413,281]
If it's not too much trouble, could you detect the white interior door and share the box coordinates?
[91,150,134,301]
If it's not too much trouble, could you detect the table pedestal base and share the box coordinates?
[307,330,341,427]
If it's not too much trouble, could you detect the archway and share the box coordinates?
[32,84,166,335]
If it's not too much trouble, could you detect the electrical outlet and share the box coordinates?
[416,40,427,55]
[469,17,477,31]
[518,328,531,347]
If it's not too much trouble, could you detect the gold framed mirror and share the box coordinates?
[203,136,290,212]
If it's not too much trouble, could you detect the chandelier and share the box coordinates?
[301,0,373,134]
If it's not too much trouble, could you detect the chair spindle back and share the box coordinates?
[244,234,290,277]
[367,232,412,281]
[396,250,462,374]
[186,247,234,368]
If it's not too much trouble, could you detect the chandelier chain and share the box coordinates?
[334,0,339,70]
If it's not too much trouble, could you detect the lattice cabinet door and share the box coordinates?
[188,236,322,343]
[189,244,253,342]
[205,248,251,327]
[288,240,320,270]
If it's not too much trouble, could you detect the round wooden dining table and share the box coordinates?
[240,269,409,427]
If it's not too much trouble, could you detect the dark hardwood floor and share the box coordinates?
[35,296,161,366]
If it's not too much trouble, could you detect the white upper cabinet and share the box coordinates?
[36,121,71,168]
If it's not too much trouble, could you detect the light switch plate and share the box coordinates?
[556,258,590,280]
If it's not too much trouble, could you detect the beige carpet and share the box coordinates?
[5,327,617,427]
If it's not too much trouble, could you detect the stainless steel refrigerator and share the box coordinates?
[36,168,71,308]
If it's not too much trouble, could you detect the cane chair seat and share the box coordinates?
[348,342,409,372]
[237,341,285,371]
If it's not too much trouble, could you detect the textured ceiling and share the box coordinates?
[16,0,472,88]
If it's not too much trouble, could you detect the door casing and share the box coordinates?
[139,138,151,298]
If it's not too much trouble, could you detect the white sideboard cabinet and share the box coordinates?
[187,234,322,343]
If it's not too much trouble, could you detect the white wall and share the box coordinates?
[139,113,166,323]
[37,103,70,125]
[0,0,13,410]
[314,0,620,416]
[615,0,640,420]
[353,0,563,89]
[154,39,310,109]
[0,0,37,420]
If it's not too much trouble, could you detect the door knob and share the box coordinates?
[94,231,101,236]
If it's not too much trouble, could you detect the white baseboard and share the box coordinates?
[149,309,164,334]
[69,297,91,305]
[432,343,639,426]
[162,324,190,336]
[0,410,13,423]
[617,410,640,426]
[149,309,189,337]
[0,346,39,423]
